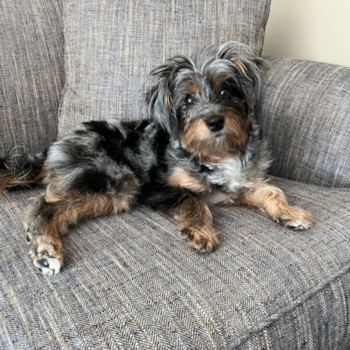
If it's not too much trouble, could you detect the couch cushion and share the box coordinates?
[0,1,65,157]
[58,0,271,135]
[1,178,349,349]
[256,57,350,187]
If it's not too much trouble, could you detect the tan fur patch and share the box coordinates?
[168,167,208,193]
[165,89,174,109]
[234,60,252,81]
[0,168,48,196]
[183,110,248,163]
[232,182,314,228]
[188,85,198,94]
[223,111,248,145]
[43,192,134,238]
[182,118,213,161]
[45,185,72,203]
[212,80,221,91]
[0,174,19,195]
[37,171,140,238]
[46,190,65,203]
[186,118,211,138]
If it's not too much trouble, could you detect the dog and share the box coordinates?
[0,41,314,276]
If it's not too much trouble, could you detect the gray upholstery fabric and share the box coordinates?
[256,57,350,188]
[58,0,271,135]
[0,0,64,158]
[1,178,349,349]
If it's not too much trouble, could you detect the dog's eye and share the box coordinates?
[220,88,231,97]
[185,95,196,106]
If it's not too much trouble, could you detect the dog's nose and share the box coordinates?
[205,115,225,132]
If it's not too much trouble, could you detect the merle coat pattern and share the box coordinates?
[0,42,314,275]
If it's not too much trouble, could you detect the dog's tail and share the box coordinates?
[0,148,48,195]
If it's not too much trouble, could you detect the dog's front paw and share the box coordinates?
[275,206,314,231]
[180,226,219,252]
[28,233,63,276]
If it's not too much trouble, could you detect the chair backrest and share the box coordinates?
[0,0,64,157]
[256,57,350,187]
[58,0,271,135]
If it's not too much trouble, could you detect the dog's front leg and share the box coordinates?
[170,197,218,252]
[234,182,314,230]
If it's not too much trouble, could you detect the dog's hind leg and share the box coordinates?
[25,178,139,276]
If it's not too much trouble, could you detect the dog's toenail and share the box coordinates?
[40,259,49,268]
[287,225,295,230]
[42,250,49,256]
[26,235,31,242]
[27,227,30,232]
[37,267,42,272]
[35,247,39,256]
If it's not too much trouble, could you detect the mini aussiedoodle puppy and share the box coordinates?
[0,42,314,276]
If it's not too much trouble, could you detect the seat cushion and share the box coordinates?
[0,0,64,157]
[0,178,349,349]
[58,0,271,135]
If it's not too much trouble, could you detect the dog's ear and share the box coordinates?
[145,65,178,135]
[216,41,265,103]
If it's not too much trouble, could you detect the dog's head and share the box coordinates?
[146,41,263,163]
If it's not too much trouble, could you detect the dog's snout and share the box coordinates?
[205,115,225,132]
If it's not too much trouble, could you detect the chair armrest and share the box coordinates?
[256,56,350,187]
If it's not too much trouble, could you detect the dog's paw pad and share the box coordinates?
[276,208,314,231]
[33,256,62,276]
[286,223,309,231]
[30,237,63,276]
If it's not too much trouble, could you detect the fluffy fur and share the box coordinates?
[0,42,314,276]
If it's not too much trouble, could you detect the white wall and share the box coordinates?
[262,0,350,67]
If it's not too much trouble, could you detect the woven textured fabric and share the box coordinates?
[0,0,64,157]
[256,57,350,188]
[58,0,271,135]
[1,178,349,349]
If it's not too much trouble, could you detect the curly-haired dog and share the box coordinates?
[0,42,314,276]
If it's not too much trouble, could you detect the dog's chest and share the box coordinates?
[201,157,253,205]
[205,158,250,190]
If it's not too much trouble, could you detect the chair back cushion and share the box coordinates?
[58,0,271,135]
[0,1,64,157]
